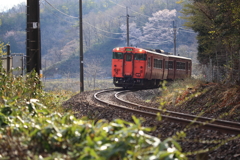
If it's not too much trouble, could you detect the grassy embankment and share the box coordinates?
[157,78,240,120]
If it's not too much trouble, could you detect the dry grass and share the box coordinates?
[157,78,240,121]
[42,78,114,92]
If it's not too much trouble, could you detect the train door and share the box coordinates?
[123,53,133,77]
[148,56,153,79]
[162,59,165,79]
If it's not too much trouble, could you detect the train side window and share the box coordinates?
[113,52,123,59]
[126,54,132,61]
[165,61,168,69]
[154,59,162,69]
[168,61,173,69]
[183,63,186,69]
[154,59,158,68]
[176,62,186,70]
[159,60,162,69]
[148,58,151,67]
[182,63,186,69]
[177,62,180,69]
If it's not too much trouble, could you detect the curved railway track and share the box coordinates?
[94,89,240,135]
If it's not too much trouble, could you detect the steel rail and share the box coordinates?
[94,89,240,135]
[115,90,240,129]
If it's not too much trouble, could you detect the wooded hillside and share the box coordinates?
[0,0,198,78]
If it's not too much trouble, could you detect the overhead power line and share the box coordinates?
[109,0,126,8]
[84,21,123,35]
[44,0,123,35]
[97,32,122,40]
[178,27,196,34]
[128,34,173,45]
[128,8,151,19]
[44,0,78,19]
[41,1,76,25]
[109,0,150,19]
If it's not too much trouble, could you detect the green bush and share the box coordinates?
[0,68,185,159]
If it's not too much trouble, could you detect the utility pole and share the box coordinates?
[79,0,84,92]
[26,0,41,77]
[7,45,11,73]
[126,7,130,46]
[122,7,134,46]
[173,21,177,55]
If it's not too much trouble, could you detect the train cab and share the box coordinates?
[112,47,147,88]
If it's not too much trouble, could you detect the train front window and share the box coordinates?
[126,54,132,61]
[134,54,146,60]
[113,52,123,59]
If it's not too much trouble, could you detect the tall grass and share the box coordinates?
[158,78,204,106]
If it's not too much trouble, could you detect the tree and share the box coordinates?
[120,9,177,50]
[180,0,240,82]
[120,22,142,46]
[0,42,6,56]
[84,58,105,89]
[0,20,6,56]
[141,9,176,48]
[181,0,240,62]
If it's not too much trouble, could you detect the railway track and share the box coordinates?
[94,89,240,135]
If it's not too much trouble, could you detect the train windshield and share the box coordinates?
[113,52,123,59]
[134,54,146,60]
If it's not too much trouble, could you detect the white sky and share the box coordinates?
[0,0,26,12]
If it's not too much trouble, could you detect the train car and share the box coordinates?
[112,46,191,88]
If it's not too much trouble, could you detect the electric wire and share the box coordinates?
[109,0,126,9]
[44,0,124,35]
[97,32,123,40]
[43,0,193,45]
[128,34,173,45]
[109,0,175,22]
[84,21,123,35]
[41,0,76,25]
[178,27,196,34]
[108,0,150,20]
[140,39,173,45]
[43,0,78,19]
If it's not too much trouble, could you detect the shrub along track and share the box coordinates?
[63,87,240,160]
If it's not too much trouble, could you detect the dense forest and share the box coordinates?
[0,0,198,78]
[181,0,240,83]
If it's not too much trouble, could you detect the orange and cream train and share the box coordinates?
[112,47,191,88]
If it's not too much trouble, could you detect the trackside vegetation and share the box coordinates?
[0,66,185,158]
